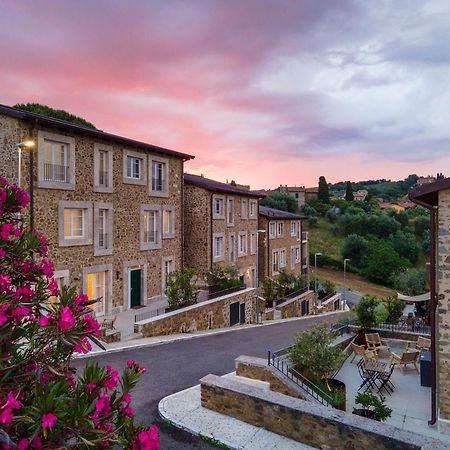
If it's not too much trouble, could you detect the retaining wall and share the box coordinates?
[276,290,315,319]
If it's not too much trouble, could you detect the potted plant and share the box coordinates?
[288,323,347,410]
[352,391,392,422]
[165,267,196,311]
[353,295,387,345]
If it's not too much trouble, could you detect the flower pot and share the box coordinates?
[327,378,346,411]
[354,329,367,346]
[353,409,377,420]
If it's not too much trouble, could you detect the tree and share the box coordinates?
[383,295,405,323]
[318,176,330,204]
[390,268,427,296]
[342,234,368,266]
[345,181,354,201]
[261,192,298,213]
[388,231,420,264]
[13,103,97,129]
[354,295,379,330]
[166,267,196,309]
[0,177,158,448]
[415,215,429,236]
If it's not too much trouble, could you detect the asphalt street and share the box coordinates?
[73,313,341,449]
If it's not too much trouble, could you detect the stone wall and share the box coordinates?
[320,293,342,313]
[438,187,450,431]
[0,113,185,316]
[276,290,315,319]
[200,374,444,450]
[135,288,256,337]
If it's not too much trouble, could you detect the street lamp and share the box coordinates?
[15,141,35,188]
[344,258,350,310]
[314,252,322,315]
[255,229,266,324]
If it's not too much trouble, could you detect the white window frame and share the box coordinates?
[241,198,248,219]
[238,231,248,257]
[123,149,147,185]
[94,202,113,256]
[212,195,225,219]
[272,249,280,276]
[162,206,175,239]
[295,246,301,264]
[227,197,234,226]
[250,231,257,255]
[161,256,175,296]
[229,232,236,263]
[291,221,298,238]
[94,144,113,193]
[279,248,286,268]
[140,205,162,250]
[269,221,276,239]
[248,199,258,219]
[213,233,225,262]
[277,221,284,238]
[82,264,113,317]
[291,246,296,270]
[58,201,92,247]
[149,156,169,197]
[37,131,75,190]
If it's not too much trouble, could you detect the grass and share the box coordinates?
[306,218,344,262]
[199,434,232,450]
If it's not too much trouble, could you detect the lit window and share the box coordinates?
[64,209,84,238]
[238,232,247,256]
[280,249,286,268]
[272,251,279,275]
[43,140,68,183]
[163,209,175,238]
[143,210,158,243]
[126,156,142,179]
[214,236,224,259]
[86,271,106,317]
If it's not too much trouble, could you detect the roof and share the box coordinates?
[305,187,318,193]
[409,177,450,207]
[184,173,264,198]
[0,104,194,161]
[259,205,305,220]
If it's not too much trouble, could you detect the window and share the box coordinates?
[49,270,69,304]
[295,246,300,263]
[150,157,169,196]
[162,257,175,294]
[127,156,142,179]
[86,271,106,317]
[250,231,257,255]
[94,144,113,193]
[64,209,84,238]
[249,200,257,219]
[291,221,298,237]
[162,207,175,238]
[238,232,247,256]
[123,150,147,185]
[229,233,236,263]
[291,247,296,270]
[280,249,286,268]
[277,222,284,237]
[272,251,279,275]
[241,199,248,219]
[269,221,276,239]
[140,205,161,250]
[213,195,225,219]
[227,197,234,226]
[93,203,113,256]
[213,233,224,261]
[38,131,75,190]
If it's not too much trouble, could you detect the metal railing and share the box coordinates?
[98,233,108,249]
[268,349,333,407]
[375,321,431,336]
[134,307,166,323]
[44,163,68,183]
[208,285,246,300]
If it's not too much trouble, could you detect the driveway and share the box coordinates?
[73,313,341,449]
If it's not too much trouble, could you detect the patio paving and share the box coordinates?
[337,338,450,442]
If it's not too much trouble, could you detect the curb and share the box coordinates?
[75,310,347,359]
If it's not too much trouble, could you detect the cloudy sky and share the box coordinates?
[1,1,449,188]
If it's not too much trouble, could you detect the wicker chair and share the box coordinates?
[365,333,390,355]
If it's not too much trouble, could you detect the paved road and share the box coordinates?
[74,313,340,449]
[335,287,363,308]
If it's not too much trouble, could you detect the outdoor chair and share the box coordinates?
[357,358,378,391]
[350,342,375,363]
[365,333,390,355]
[389,349,420,373]
[376,362,396,396]
[406,336,431,353]
[101,316,117,331]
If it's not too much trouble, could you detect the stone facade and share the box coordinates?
[184,174,260,288]
[258,210,308,281]
[200,373,442,450]
[276,290,315,319]
[135,287,256,337]
[319,292,342,313]
[0,107,192,318]
[438,188,450,430]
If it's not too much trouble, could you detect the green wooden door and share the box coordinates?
[130,269,141,308]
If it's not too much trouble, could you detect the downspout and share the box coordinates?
[181,164,185,268]
[410,194,437,426]
[267,220,270,278]
[210,192,213,272]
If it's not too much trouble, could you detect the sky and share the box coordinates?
[1,0,449,189]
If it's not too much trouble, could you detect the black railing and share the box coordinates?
[98,233,108,249]
[375,322,431,336]
[208,285,246,300]
[268,349,332,407]
[134,307,166,323]
[44,163,68,183]
[275,286,308,306]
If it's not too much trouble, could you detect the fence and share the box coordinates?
[207,285,246,300]
[134,307,166,323]
[268,349,332,407]
[375,321,431,336]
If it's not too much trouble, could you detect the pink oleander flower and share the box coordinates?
[132,426,159,450]
[58,306,75,332]
[0,274,11,290]
[73,338,92,354]
[123,406,134,418]
[15,285,33,302]
[94,393,111,418]
[0,306,8,326]
[0,407,13,424]
[38,315,51,327]
[0,248,6,258]
[87,383,96,394]
[17,438,29,450]
[123,392,131,404]
[83,314,100,335]
[6,391,21,409]
[40,259,54,278]
[48,279,60,296]
[0,223,13,239]
[65,372,76,388]
[12,227,21,237]
[11,305,29,322]
[127,359,135,368]
[74,293,89,312]
[32,435,42,450]
[41,412,57,429]
[104,365,120,390]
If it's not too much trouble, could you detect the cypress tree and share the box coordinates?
[318,176,330,204]
[345,181,354,201]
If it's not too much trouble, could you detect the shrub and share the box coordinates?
[0,178,157,448]
[390,268,427,296]
[342,234,368,266]
[166,267,196,309]
[353,391,392,422]
[383,295,405,323]
[354,295,379,330]
[374,303,389,324]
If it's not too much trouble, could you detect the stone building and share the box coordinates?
[183,173,262,287]
[258,206,308,281]
[269,185,318,209]
[410,177,450,434]
[0,104,193,317]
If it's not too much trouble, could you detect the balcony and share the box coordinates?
[44,163,68,183]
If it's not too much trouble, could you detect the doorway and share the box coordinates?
[130,268,142,308]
